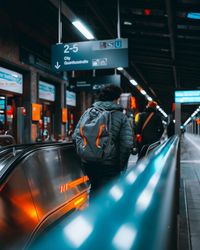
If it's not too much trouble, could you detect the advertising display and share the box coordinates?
[32,103,41,121]
[69,75,121,92]
[62,108,68,123]
[52,38,128,71]
[39,81,55,102]
[0,67,23,94]
[175,90,200,103]
[66,91,76,107]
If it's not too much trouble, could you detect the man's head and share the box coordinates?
[146,101,157,109]
[98,84,122,102]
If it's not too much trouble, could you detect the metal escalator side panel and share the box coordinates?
[0,144,90,249]
[0,166,39,250]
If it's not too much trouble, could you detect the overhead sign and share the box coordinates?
[175,90,200,103]
[0,67,23,94]
[69,75,121,91]
[66,91,76,107]
[52,38,128,71]
[39,81,55,101]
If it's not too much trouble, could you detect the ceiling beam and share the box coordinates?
[165,0,179,89]
[87,0,115,38]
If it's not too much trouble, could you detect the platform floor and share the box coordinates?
[180,133,200,250]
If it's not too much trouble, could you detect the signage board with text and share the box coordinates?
[39,81,55,102]
[66,91,76,107]
[0,67,23,94]
[69,75,121,92]
[52,39,128,71]
[175,90,200,103]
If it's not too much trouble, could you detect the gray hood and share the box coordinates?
[92,101,123,111]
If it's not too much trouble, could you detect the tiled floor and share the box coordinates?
[180,133,200,250]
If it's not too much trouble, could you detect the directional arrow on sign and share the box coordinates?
[54,62,61,69]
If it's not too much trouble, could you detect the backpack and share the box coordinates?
[75,107,115,162]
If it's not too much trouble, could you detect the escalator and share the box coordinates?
[0,143,90,250]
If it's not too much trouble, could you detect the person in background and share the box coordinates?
[135,101,164,160]
[0,121,5,135]
[73,84,134,198]
[167,116,175,138]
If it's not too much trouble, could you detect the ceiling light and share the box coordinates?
[72,20,94,40]
[140,90,146,95]
[147,96,152,101]
[187,13,200,20]
[117,67,124,71]
[124,21,132,26]
[130,79,138,86]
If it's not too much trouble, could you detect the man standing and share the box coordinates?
[73,85,133,198]
[135,101,164,159]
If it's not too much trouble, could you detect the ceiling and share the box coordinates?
[1,0,200,121]
[64,0,200,119]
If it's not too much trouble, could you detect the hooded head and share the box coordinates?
[98,84,122,102]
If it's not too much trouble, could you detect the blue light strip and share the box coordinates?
[187,13,200,20]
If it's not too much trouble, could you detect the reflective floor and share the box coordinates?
[180,133,200,250]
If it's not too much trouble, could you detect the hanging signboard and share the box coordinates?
[66,91,76,107]
[52,38,128,71]
[175,90,200,103]
[69,75,121,91]
[39,81,55,101]
[0,67,23,94]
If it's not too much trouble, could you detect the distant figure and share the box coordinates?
[167,120,175,138]
[181,127,185,138]
[0,121,5,135]
[73,84,133,198]
[135,101,164,160]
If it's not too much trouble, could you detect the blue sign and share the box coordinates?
[175,90,200,103]
[39,81,55,101]
[52,39,128,71]
[0,67,23,94]
[66,91,76,107]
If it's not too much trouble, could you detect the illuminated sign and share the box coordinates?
[32,103,41,121]
[52,38,128,71]
[0,67,23,94]
[175,90,200,103]
[39,81,55,101]
[62,108,68,123]
[66,90,76,107]
[69,75,121,91]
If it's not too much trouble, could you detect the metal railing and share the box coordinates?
[30,136,180,250]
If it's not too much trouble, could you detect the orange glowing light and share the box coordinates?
[74,193,87,208]
[130,96,136,109]
[74,197,84,206]
[59,175,89,193]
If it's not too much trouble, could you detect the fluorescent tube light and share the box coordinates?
[187,13,200,20]
[72,20,94,40]
[117,67,124,71]
[130,79,138,86]
[140,90,146,95]
[124,21,132,26]
[147,96,152,101]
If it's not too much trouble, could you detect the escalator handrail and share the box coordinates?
[0,142,73,185]
[32,136,179,250]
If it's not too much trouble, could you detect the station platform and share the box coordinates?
[1,134,200,249]
[180,133,200,250]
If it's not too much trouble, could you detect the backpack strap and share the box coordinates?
[142,112,154,132]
